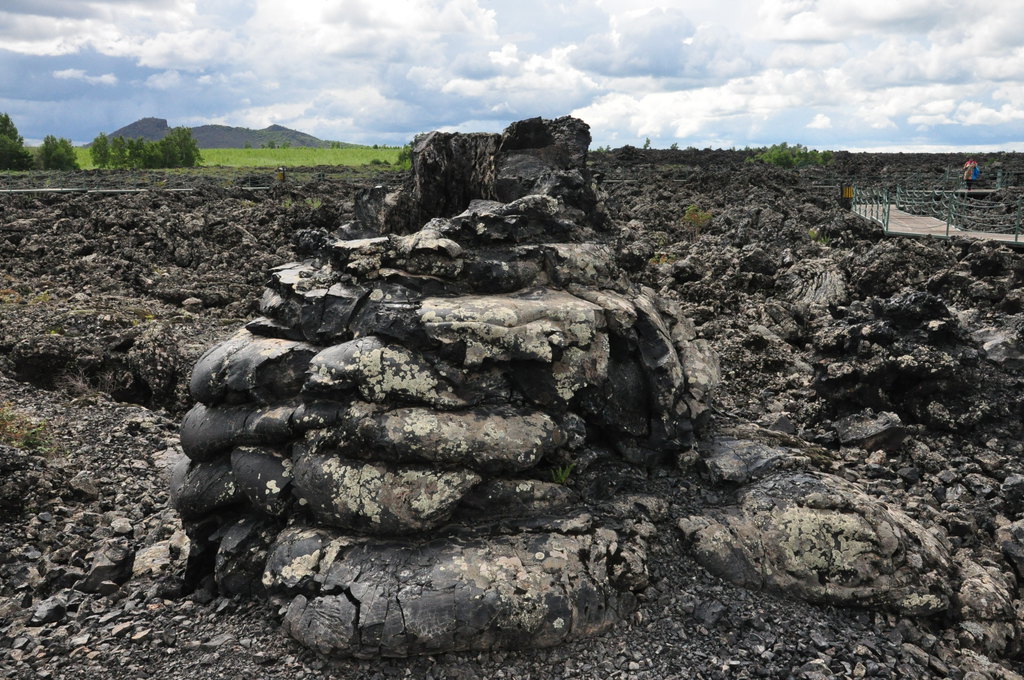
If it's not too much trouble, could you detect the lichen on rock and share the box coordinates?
[678,470,955,615]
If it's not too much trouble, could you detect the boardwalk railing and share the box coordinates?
[895,187,955,235]
[895,187,1022,237]
[851,186,890,230]
[855,185,1024,243]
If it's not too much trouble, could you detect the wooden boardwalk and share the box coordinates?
[854,204,1023,246]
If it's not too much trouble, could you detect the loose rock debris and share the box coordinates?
[2,123,1024,678]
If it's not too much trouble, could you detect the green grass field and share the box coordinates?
[72,146,404,170]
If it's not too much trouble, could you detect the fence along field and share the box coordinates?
[72,145,405,170]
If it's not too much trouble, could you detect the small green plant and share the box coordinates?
[0,403,56,454]
[127,306,157,323]
[28,291,52,304]
[680,205,712,240]
[551,463,576,485]
[808,227,831,245]
[305,197,323,210]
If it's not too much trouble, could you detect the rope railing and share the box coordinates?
[882,184,1023,240]
[896,187,947,219]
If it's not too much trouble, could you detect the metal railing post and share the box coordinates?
[1017,200,1022,244]
[945,194,951,237]
[884,188,890,232]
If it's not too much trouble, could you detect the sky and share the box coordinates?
[1,0,1023,151]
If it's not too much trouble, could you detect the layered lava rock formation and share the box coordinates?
[170,116,719,657]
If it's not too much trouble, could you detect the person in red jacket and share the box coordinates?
[963,159,980,191]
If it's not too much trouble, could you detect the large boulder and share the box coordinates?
[678,471,955,615]
[172,116,716,657]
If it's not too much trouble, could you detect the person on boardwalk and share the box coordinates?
[964,159,980,191]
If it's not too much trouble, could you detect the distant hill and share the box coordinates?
[105,117,359,149]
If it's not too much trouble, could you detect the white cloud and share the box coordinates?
[0,1,195,56]
[954,101,1024,126]
[807,113,831,129]
[1,0,1022,150]
[757,0,956,42]
[442,46,598,109]
[53,68,117,85]
[907,99,956,127]
[145,69,183,90]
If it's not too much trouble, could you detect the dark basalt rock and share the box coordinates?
[171,116,718,656]
[834,409,908,452]
[270,526,641,658]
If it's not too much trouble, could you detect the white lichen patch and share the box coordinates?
[323,458,385,525]
[402,468,481,519]
[307,338,464,408]
[775,507,880,582]
[373,407,561,471]
[301,456,479,531]
[419,290,605,366]
[358,346,445,404]
[273,548,323,587]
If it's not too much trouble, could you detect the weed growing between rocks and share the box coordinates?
[0,403,55,454]
[682,204,712,237]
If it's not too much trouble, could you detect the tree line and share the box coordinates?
[89,128,202,169]
[0,113,202,171]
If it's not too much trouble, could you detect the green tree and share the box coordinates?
[126,138,149,168]
[642,137,651,149]
[37,135,79,170]
[0,113,34,170]
[90,133,111,168]
[108,136,129,168]
[156,127,202,168]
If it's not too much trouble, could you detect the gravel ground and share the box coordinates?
[3,152,1024,678]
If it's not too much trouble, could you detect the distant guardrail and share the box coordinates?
[0,186,271,195]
